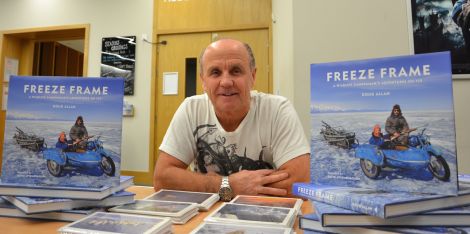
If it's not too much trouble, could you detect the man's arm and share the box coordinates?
[265,154,310,197]
[153,151,289,196]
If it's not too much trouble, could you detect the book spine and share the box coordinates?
[292,183,385,218]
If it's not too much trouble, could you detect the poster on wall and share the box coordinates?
[101,36,136,95]
[408,0,470,77]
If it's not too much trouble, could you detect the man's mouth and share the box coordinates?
[219,92,237,97]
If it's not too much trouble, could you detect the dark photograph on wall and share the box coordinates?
[101,36,136,95]
[410,0,470,76]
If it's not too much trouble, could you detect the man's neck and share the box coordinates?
[215,108,249,132]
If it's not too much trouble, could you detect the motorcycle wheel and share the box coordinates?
[101,156,116,176]
[428,154,450,181]
[47,160,63,177]
[360,159,381,179]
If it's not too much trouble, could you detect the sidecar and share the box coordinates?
[43,139,115,177]
[355,138,450,182]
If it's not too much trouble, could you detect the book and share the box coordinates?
[109,199,199,224]
[0,175,133,200]
[144,189,218,211]
[3,190,135,214]
[293,181,470,218]
[312,200,470,227]
[58,211,172,234]
[190,221,294,234]
[230,195,303,212]
[204,203,297,228]
[301,212,470,234]
[2,76,124,188]
[0,197,102,222]
[310,52,457,195]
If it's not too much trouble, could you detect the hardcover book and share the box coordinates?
[312,200,470,227]
[0,197,102,222]
[204,203,297,228]
[1,76,124,188]
[230,195,302,212]
[3,190,134,214]
[58,212,172,234]
[109,199,199,224]
[293,181,470,219]
[0,175,133,200]
[144,189,218,211]
[310,52,457,195]
[190,222,294,234]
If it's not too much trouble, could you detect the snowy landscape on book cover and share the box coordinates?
[1,76,124,188]
[310,52,457,195]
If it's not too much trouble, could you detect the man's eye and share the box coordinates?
[231,68,242,75]
[210,70,220,76]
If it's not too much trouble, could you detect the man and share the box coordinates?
[385,104,410,145]
[56,131,72,151]
[153,39,310,200]
[369,124,384,147]
[69,116,89,149]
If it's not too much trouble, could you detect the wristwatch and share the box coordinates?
[218,176,233,202]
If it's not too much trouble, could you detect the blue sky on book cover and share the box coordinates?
[310,52,458,195]
[1,76,123,188]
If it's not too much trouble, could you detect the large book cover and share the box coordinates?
[58,212,172,234]
[312,200,470,227]
[310,52,457,195]
[0,175,133,199]
[300,212,470,234]
[292,182,470,219]
[3,190,134,214]
[1,76,124,188]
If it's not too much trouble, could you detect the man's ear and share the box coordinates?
[250,68,257,87]
[200,73,207,92]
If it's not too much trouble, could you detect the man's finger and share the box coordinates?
[261,172,288,185]
[257,186,287,196]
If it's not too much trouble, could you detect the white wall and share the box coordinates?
[0,0,153,172]
[273,0,470,173]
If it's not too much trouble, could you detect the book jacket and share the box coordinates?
[1,76,124,188]
[310,52,457,195]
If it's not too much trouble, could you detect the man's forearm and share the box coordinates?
[266,154,310,196]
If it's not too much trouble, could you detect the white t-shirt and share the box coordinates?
[159,91,310,176]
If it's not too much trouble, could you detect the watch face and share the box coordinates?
[219,187,233,201]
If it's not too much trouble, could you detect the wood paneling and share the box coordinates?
[155,0,271,32]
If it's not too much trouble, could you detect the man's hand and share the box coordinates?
[229,169,288,196]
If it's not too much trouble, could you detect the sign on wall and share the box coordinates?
[101,36,136,95]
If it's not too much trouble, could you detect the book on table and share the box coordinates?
[229,195,303,213]
[0,175,133,200]
[309,52,458,195]
[0,197,103,222]
[109,199,199,224]
[310,200,470,227]
[57,212,172,234]
[2,190,134,214]
[204,203,297,228]
[1,76,124,189]
[144,189,219,211]
[190,221,294,234]
[293,181,470,219]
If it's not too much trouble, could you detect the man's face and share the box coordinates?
[200,40,256,116]
[393,109,400,116]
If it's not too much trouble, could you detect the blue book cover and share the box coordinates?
[293,182,470,218]
[312,200,470,227]
[310,52,457,195]
[58,212,172,234]
[300,212,470,234]
[1,76,124,188]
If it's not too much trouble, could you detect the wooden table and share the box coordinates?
[0,186,312,233]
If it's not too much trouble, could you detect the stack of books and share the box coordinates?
[192,195,302,233]
[295,52,470,233]
[144,189,219,211]
[0,76,132,221]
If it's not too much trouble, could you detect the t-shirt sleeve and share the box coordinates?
[271,99,310,167]
[159,99,197,165]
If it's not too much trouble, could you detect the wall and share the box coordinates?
[0,0,153,172]
[272,0,470,173]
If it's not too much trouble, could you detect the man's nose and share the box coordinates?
[220,73,234,87]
